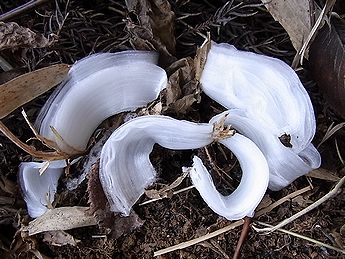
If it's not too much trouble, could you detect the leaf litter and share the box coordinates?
[0,0,344,258]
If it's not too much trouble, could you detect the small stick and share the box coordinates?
[152,186,314,256]
[255,186,312,217]
[0,0,50,22]
[232,217,251,259]
[0,120,69,160]
[254,174,345,233]
[154,219,244,257]
[139,185,195,206]
[255,221,345,254]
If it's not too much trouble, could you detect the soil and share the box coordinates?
[0,0,344,258]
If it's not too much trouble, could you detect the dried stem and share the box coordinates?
[0,120,70,160]
[255,186,312,217]
[254,174,345,233]
[255,221,345,254]
[233,217,251,259]
[154,219,244,257]
[0,0,50,22]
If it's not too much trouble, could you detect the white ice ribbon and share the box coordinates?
[20,51,167,218]
[210,111,320,190]
[36,51,167,154]
[18,162,63,218]
[99,115,214,216]
[201,42,316,153]
[201,43,320,190]
[188,132,269,220]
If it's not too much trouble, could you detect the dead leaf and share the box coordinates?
[292,193,313,207]
[25,207,97,236]
[87,162,143,239]
[0,22,55,50]
[256,194,273,211]
[162,57,201,114]
[43,230,80,247]
[11,228,44,258]
[307,168,341,182]
[341,224,345,236]
[298,0,336,65]
[0,120,70,160]
[261,0,313,52]
[0,64,70,119]
[194,33,211,81]
[125,0,176,65]
[309,17,345,118]
[144,170,188,199]
[331,230,345,249]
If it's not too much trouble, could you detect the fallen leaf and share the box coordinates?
[11,228,43,258]
[125,0,176,65]
[25,207,97,236]
[144,170,188,199]
[261,0,313,51]
[331,230,345,249]
[0,22,55,50]
[43,230,80,247]
[256,194,273,211]
[341,224,345,236]
[298,0,336,65]
[194,33,211,82]
[292,193,313,207]
[307,168,341,182]
[309,17,345,118]
[162,57,201,114]
[0,64,70,119]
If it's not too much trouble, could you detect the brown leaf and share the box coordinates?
[11,228,43,258]
[0,22,55,50]
[261,0,313,51]
[0,64,70,119]
[43,230,80,247]
[87,161,144,239]
[307,168,341,182]
[144,170,188,199]
[25,207,97,236]
[162,57,201,114]
[256,194,273,211]
[292,193,313,207]
[309,17,345,118]
[194,33,211,82]
[125,0,176,65]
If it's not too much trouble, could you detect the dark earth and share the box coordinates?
[0,0,344,258]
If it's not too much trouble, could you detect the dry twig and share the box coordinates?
[0,0,50,21]
[233,217,251,259]
[255,221,345,254]
[253,174,345,233]
[152,185,314,256]
[0,121,70,160]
